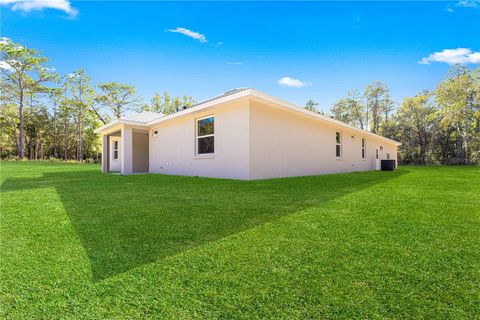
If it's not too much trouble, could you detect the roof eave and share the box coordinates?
[94,119,149,134]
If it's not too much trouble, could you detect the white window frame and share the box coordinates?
[361,138,366,160]
[195,115,215,157]
[335,131,342,159]
[112,139,119,161]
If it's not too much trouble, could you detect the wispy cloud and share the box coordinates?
[0,0,78,17]
[211,41,224,48]
[419,48,480,65]
[445,0,479,13]
[352,11,363,29]
[278,76,311,88]
[456,0,479,8]
[226,61,243,65]
[167,27,207,43]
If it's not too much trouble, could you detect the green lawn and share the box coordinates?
[1,162,479,319]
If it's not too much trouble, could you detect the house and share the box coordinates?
[94,88,400,179]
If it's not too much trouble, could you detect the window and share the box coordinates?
[376,148,379,159]
[361,138,366,159]
[196,116,214,155]
[386,153,391,160]
[335,132,342,158]
[113,140,119,160]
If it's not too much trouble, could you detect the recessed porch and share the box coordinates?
[100,124,150,175]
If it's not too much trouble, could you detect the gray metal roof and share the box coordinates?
[189,88,250,109]
[119,88,249,123]
[120,111,165,123]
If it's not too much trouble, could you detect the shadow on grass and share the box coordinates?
[1,168,405,281]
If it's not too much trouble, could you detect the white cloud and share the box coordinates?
[456,0,479,8]
[419,48,480,65]
[447,0,480,12]
[278,76,311,88]
[0,0,78,17]
[469,52,480,62]
[167,27,207,43]
[226,61,243,65]
[0,60,14,72]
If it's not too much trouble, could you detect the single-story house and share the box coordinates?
[94,88,400,179]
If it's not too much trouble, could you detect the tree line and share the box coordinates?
[0,38,195,161]
[306,66,480,165]
[1,38,479,165]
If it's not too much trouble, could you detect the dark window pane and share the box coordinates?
[113,150,118,160]
[336,132,341,144]
[362,149,365,158]
[362,139,365,147]
[198,136,214,154]
[114,141,118,149]
[197,117,214,136]
[336,145,341,157]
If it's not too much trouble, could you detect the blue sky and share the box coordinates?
[2,1,480,111]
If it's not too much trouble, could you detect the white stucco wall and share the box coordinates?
[148,100,250,179]
[248,100,398,179]
[147,99,397,180]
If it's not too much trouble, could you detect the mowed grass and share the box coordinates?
[0,162,479,319]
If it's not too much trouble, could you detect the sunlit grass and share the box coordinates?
[1,161,479,318]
